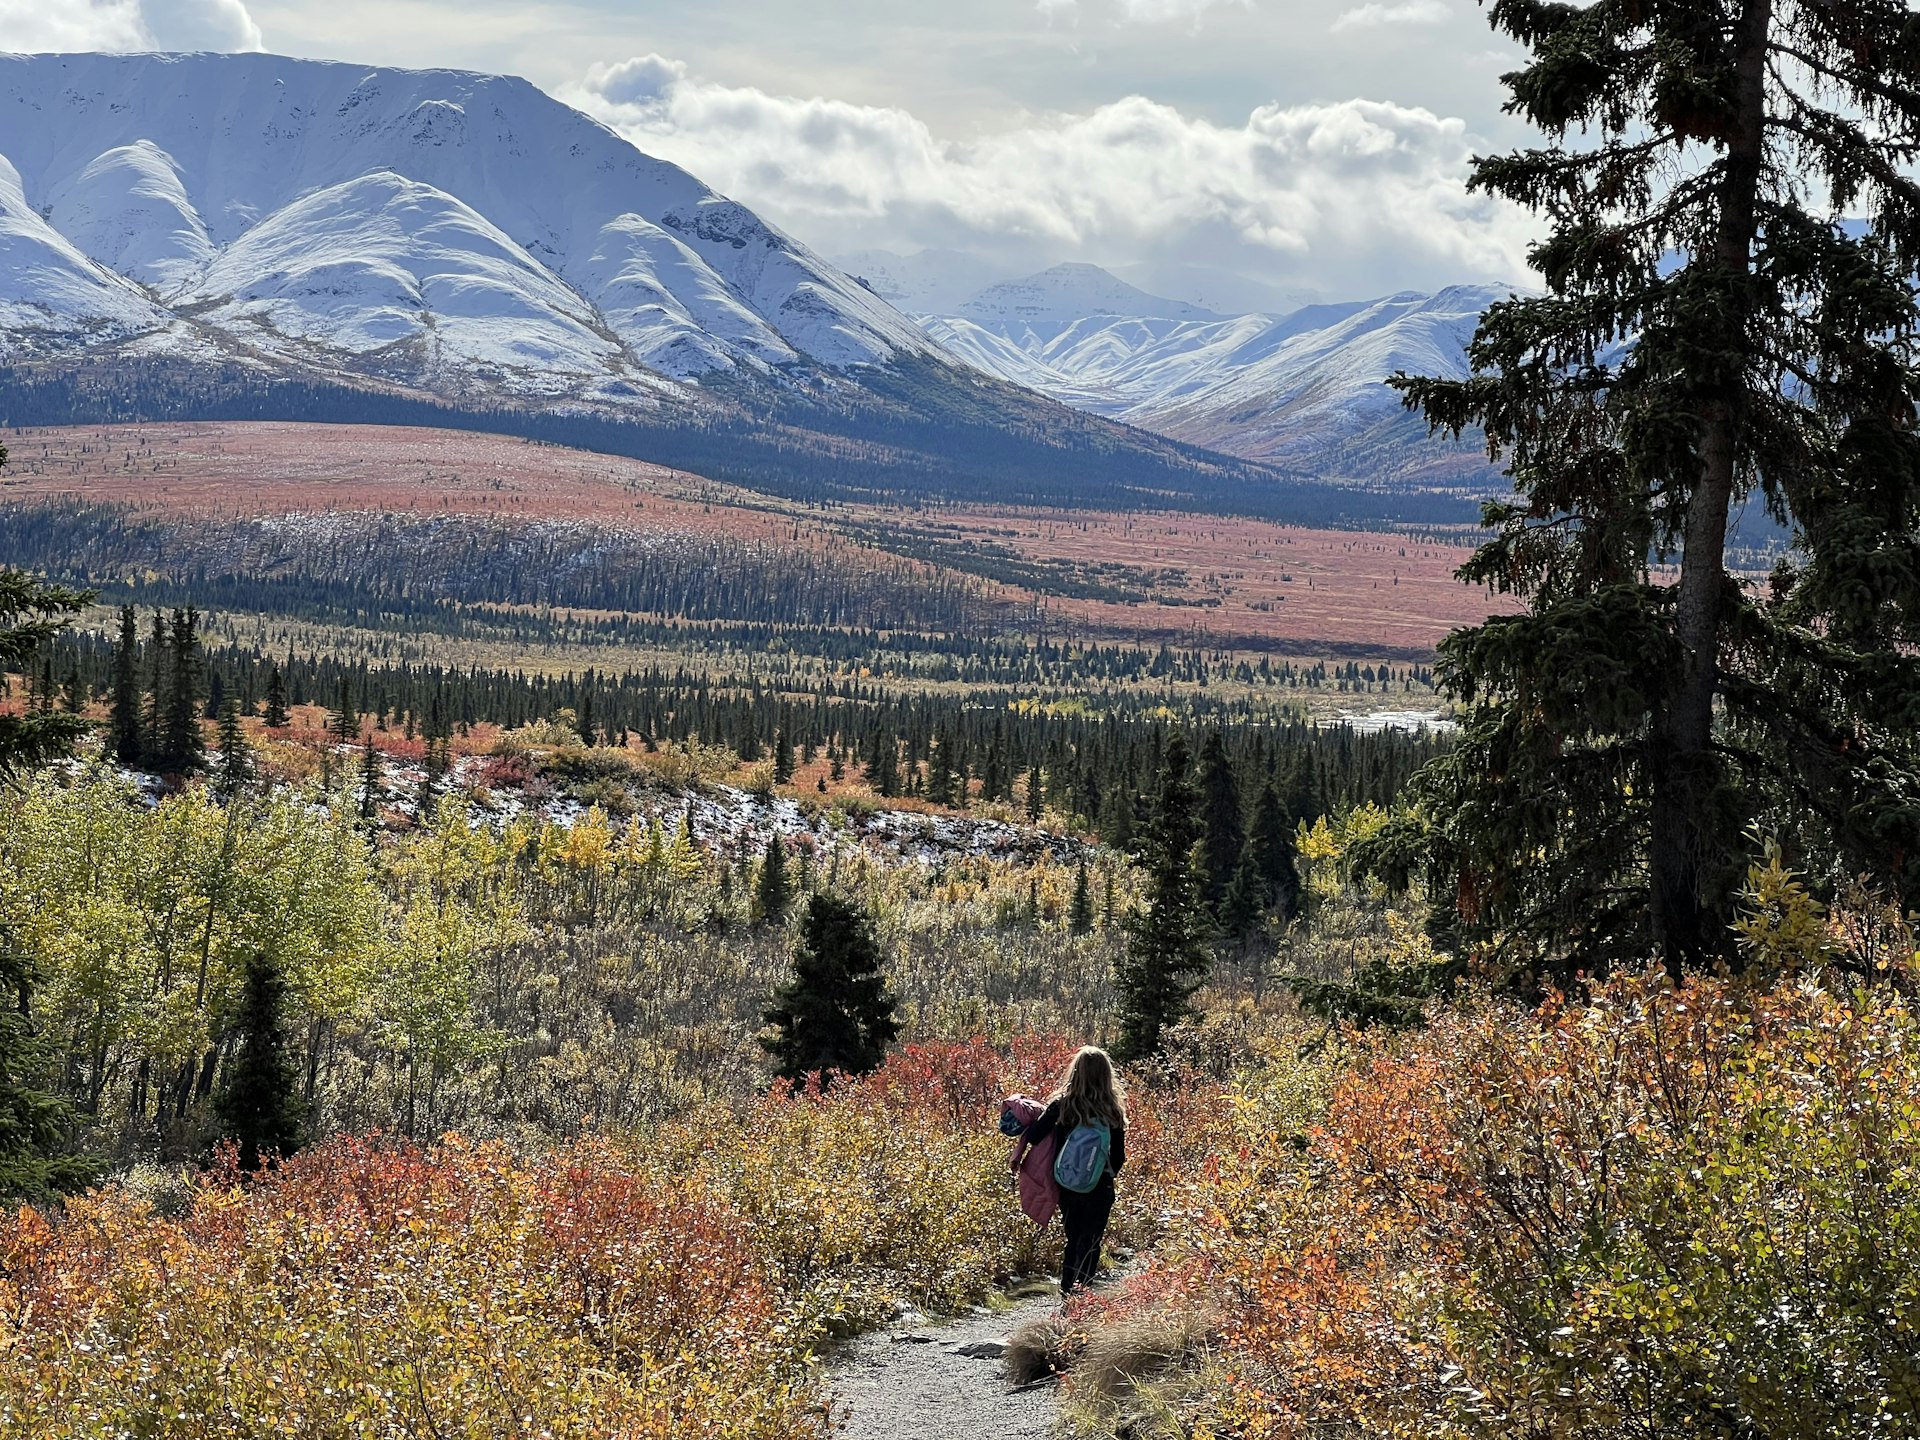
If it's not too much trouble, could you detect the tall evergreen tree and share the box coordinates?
[1370,0,1920,978]
[216,699,252,798]
[1245,782,1303,922]
[0,923,95,1200]
[926,732,957,808]
[109,603,142,764]
[772,727,796,785]
[1195,729,1245,911]
[761,892,900,1085]
[212,951,307,1172]
[0,568,91,786]
[866,731,898,797]
[1115,734,1210,1061]
[1069,860,1095,935]
[329,677,358,748]
[357,736,382,823]
[755,832,793,926]
[1024,764,1045,822]
[155,607,206,774]
[262,664,290,729]
[143,609,167,762]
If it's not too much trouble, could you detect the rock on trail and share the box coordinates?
[830,1285,1060,1439]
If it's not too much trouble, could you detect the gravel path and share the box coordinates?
[829,1282,1062,1439]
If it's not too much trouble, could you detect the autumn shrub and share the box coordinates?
[0,1135,821,1439]
[1092,971,1920,1440]
[661,1035,1229,1339]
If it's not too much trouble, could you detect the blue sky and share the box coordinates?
[6,0,1542,306]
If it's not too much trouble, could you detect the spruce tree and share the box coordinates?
[1245,782,1303,922]
[416,736,449,817]
[329,678,358,748]
[761,892,900,1085]
[1218,857,1267,943]
[143,609,167,762]
[1069,860,1095,935]
[0,923,95,1200]
[216,700,251,798]
[1374,0,1920,978]
[262,665,290,729]
[755,832,793,925]
[1024,764,1045,823]
[1195,729,1244,911]
[926,732,957,808]
[357,737,382,824]
[772,727,796,785]
[0,568,92,785]
[867,731,898,797]
[156,607,206,774]
[212,951,306,1172]
[109,603,142,764]
[1115,734,1210,1061]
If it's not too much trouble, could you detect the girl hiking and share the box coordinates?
[1018,1046,1127,1294]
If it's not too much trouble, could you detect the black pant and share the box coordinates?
[1059,1181,1114,1293]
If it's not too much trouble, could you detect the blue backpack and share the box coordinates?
[1052,1120,1112,1193]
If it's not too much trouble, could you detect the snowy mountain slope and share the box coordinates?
[920,267,1506,486]
[0,50,939,389]
[0,154,172,346]
[0,52,1480,518]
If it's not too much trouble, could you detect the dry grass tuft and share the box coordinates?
[1071,1305,1212,1403]
[1056,1303,1217,1438]
[1005,1313,1077,1387]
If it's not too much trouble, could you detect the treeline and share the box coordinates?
[0,501,1003,635]
[28,619,1447,835]
[0,500,1446,680]
[0,360,1481,526]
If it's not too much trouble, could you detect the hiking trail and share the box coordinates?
[828,1282,1061,1439]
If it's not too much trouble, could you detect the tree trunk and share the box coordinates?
[1649,0,1771,970]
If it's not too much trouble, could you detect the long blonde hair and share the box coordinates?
[1050,1046,1127,1131]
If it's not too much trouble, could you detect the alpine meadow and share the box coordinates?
[5,1,1920,1437]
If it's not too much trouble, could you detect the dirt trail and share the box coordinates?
[828,1283,1061,1439]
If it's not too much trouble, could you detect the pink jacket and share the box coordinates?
[1003,1094,1060,1227]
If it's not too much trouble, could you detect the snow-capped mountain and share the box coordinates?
[0,51,1384,519]
[0,50,940,395]
[921,266,1511,488]
[0,53,1489,517]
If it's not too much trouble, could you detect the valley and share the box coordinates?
[0,420,1498,664]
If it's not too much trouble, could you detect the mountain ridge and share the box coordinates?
[0,51,1480,523]
[920,266,1509,489]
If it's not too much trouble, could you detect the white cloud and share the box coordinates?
[571,54,1533,300]
[0,0,262,52]
[1035,0,1249,24]
[1330,0,1450,32]
[141,0,263,49]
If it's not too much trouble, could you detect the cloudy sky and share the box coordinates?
[5,0,1541,308]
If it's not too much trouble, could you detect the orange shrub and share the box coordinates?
[0,1136,820,1439]
[1114,972,1920,1440]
